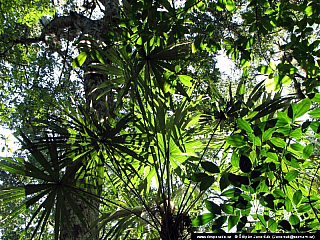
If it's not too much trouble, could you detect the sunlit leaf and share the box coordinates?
[236,118,253,133]
[228,215,239,231]
[178,75,193,87]
[284,170,299,182]
[72,52,87,69]
[293,190,302,205]
[226,0,235,11]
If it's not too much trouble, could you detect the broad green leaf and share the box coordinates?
[289,215,300,226]
[221,188,241,197]
[201,161,220,173]
[285,198,293,212]
[270,137,286,148]
[190,172,208,182]
[221,204,233,214]
[284,170,299,182]
[293,190,302,205]
[262,128,274,142]
[239,155,252,173]
[205,200,221,214]
[265,77,274,93]
[200,176,215,191]
[290,143,304,152]
[273,189,285,199]
[192,213,215,226]
[305,5,313,16]
[295,98,311,119]
[298,204,311,213]
[226,134,246,147]
[309,93,320,102]
[258,65,273,74]
[72,52,87,69]
[228,215,239,231]
[226,0,235,11]
[231,151,240,168]
[268,219,277,232]
[220,173,230,191]
[303,144,314,159]
[237,118,253,133]
[282,75,292,85]
[309,108,320,117]
[178,75,193,87]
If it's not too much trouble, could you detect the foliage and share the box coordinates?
[1,0,320,239]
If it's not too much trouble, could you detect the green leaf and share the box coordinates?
[239,155,252,173]
[270,137,286,148]
[178,75,193,87]
[282,75,292,85]
[205,200,221,215]
[237,118,253,133]
[258,65,273,74]
[221,188,241,197]
[285,198,293,212]
[72,52,87,69]
[289,215,300,226]
[190,172,208,182]
[192,213,215,226]
[303,144,314,159]
[309,108,320,117]
[228,215,239,231]
[284,170,299,182]
[297,204,311,213]
[305,5,313,16]
[231,151,240,168]
[268,219,277,232]
[226,0,235,11]
[279,220,291,231]
[219,173,230,191]
[293,190,302,205]
[226,134,246,147]
[295,98,311,119]
[262,128,274,142]
[221,204,233,214]
[201,161,220,173]
[200,176,215,191]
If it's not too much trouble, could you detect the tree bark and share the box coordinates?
[36,1,120,239]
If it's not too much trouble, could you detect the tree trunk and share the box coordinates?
[39,1,120,239]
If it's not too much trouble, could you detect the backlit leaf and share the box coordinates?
[303,144,313,159]
[226,0,235,11]
[284,170,299,182]
[293,190,302,205]
[178,75,193,87]
[295,98,311,119]
[309,108,320,117]
[237,118,253,133]
[270,137,286,148]
[228,215,239,231]
[205,200,221,214]
[72,52,87,69]
[192,213,215,226]
[289,215,300,226]
[226,135,246,147]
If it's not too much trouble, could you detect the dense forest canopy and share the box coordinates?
[0,0,320,239]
